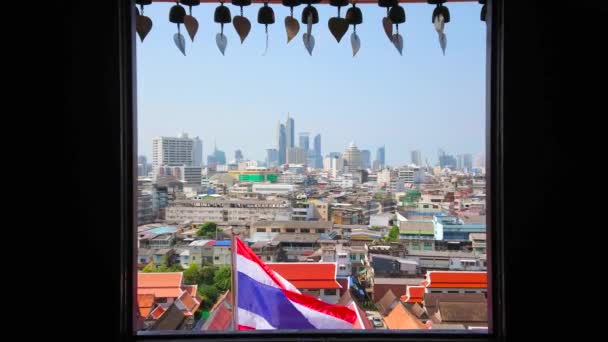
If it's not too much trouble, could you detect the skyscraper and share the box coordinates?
[287,147,307,164]
[313,134,322,168]
[277,122,286,165]
[235,149,244,162]
[286,114,295,149]
[343,142,362,172]
[152,133,194,175]
[193,137,203,167]
[361,150,371,169]
[458,153,473,171]
[375,146,385,169]
[299,132,310,151]
[411,150,422,166]
[266,148,279,167]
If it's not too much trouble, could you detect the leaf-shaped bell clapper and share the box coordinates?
[180,1,200,41]
[282,0,302,43]
[215,4,232,55]
[232,0,252,44]
[346,4,363,57]
[479,0,487,22]
[258,3,275,54]
[135,2,153,42]
[301,3,318,56]
[170,4,187,55]
[328,0,349,43]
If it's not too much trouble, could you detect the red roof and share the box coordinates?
[203,290,233,331]
[137,294,155,318]
[150,305,167,320]
[267,263,341,289]
[178,290,201,316]
[401,286,425,303]
[425,271,487,289]
[137,272,184,298]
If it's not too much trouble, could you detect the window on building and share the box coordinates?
[300,229,310,233]
[286,229,295,233]
[324,289,337,296]
[271,228,280,233]
[256,228,266,233]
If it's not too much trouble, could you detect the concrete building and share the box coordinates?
[287,147,307,164]
[213,240,231,266]
[152,133,195,175]
[309,198,330,221]
[193,137,203,167]
[411,150,422,167]
[266,148,279,167]
[343,141,362,172]
[376,146,385,169]
[165,199,291,224]
[361,149,371,169]
[292,201,314,221]
[250,221,332,241]
[251,183,294,195]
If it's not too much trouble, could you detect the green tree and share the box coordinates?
[198,284,220,310]
[183,263,200,285]
[142,261,156,273]
[196,222,218,238]
[214,266,231,291]
[386,225,400,242]
[199,265,216,285]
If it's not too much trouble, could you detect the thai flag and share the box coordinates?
[234,237,357,330]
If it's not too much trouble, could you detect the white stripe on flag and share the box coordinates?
[290,301,354,330]
[236,254,300,293]
[237,307,276,330]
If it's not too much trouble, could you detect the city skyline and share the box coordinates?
[137,3,485,166]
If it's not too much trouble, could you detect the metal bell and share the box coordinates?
[432,5,450,23]
[214,4,232,24]
[258,4,275,25]
[345,5,362,25]
[301,5,319,24]
[169,5,186,24]
[389,5,406,24]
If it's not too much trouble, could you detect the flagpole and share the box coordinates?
[230,226,238,331]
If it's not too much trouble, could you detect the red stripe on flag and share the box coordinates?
[237,324,256,330]
[283,289,357,324]
[234,237,291,291]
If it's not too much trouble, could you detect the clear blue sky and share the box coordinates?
[137,2,486,166]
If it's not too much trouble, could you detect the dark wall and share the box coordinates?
[64,0,605,340]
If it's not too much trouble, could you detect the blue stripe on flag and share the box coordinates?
[237,271,316,329]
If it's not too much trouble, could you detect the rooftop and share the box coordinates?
[251,220,333,229]
[267,262,341,289]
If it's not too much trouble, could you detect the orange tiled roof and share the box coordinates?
[401,286,425,303]
[137,272,184,298]
[183,284,198,297]
[137,294,155,318]
[425,271,487,289]
[178,290,201,316]
[384,303,427,330]
[267,263,341,289]
[150,305,167,320]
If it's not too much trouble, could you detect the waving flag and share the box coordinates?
[233,237,357,330]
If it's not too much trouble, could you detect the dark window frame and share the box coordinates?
[107,0,507,340]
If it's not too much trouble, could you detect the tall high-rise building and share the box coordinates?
[193,137,203,167]
[138,155,148,176]
[299,132,310,151]
[457,153,473,171]
[286,114,295,149]
[266,148,279,167]
[277,122,286,165]
[235,149,244,162]
[411,150,422,166]
[375,146,385,169]
[343,142,362,172]
[313,134,322,168]
[287,147,307,164]
[152,133,195,175]
[361,150,371,169]
[207,142,226,168]
[439,153,457,169]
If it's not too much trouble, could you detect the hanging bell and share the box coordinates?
[479,0,487,22]
[214,4,232,24]
[378,0,398,8]
[169,4,186,24]
[301,5,319,24]
[345,5,362,25]
[258,4,275,24]
[432,5,450,23]
[389,5,406,24]
[301,0,321,4]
